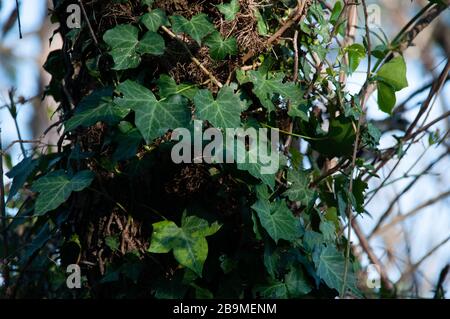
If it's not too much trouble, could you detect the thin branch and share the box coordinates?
[368,151,447,238]
[78,0,100,48]
[339,1,357,84]
[160,26,223,88]
[241,0,310,65]
[359,1,449,106]
[361,0,372,83]
[342,100,364,297]
[7,90,26,158]
[393,76,450,115]
[375,189,450,236]
[283,30,299,153]
[398,234,450,284]
[364,60,450,190]
[352,221,393,290]
[405,59,450,137]
[433,265,449,299]
[407,109,450,141]
[0,128,10,289]
[0,139,46,155]
[15,0,22,39]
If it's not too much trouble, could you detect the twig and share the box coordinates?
[405,59,450,137]
[368,151,447,238]
[342,0,395,292]
[363,60,450,191]
[283,30,299,153]
[0,139,45,155]
[310,158,349,187]
[339,1,357,83]
[241,0,309,65]
[398,234,450,284]
[358,1,449,106]
[15,0,22,39]
[433,265,449,299]
[407,109,450,141]
[78,0,100,48]
[341,98,363,297]
[0,128,10,289]
[0,94,41,110]
[361,0,372,83]
[6,90,27,158]
[375,189,450,236]
[352,221,393,290]
[341,1,374,295]
[160,26,223,88]
[304,1,349,98]
[393,76,450,115]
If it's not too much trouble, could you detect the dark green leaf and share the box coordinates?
[32,170,95,215]
[283,170,314,205]
[116,80,191,143]
[315,246,360,296]
[251,199,299,243]
[170,14,215,45]
[216,0,240,21]
[376,56,408,91]
[137,31,166,56]
[194,85,246,128]
[148,214,221,276]
[377,81,396,114]
[156,74,198,100]
[65,88,129,131]
[140,9,168,32]
[6,156,39,203]
[204,32,237,60]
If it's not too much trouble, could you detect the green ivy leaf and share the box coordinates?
[113,122,142,162]
[285,266,312,297]
[319,220,336,243]
[330,0,344,25]
[241,70,304,113]
[254,8,268,35]
[148,214,221,276]
[263,242,281,278]
[170,14,215,45]
[217,0,240,21]
[6,156,39,203]
[315,246,360,296]
[234,138,280,189]
[103,25,140,70]
[345,43,365,74]
[140,0,155,7]
[137,31,166,56]
[194,85,246,129]
[375,56,408,114]
[103,25,165,70]
[376,56,408,91]
[32,170,95,215]
[251,199,299,243]
[377,81,396,114]
[204,32,237,60]
[65,88,130,131]
[254,280,288,298]
[140,9,169,32]
[156,74,198,100]
[309,115,356,157]
[283,170,314,205]
[116,80,191,144]
[105,236,120,252]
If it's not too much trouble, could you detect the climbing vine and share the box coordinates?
[2,0,448,299]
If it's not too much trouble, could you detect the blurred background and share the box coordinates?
[0,0,449,298]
